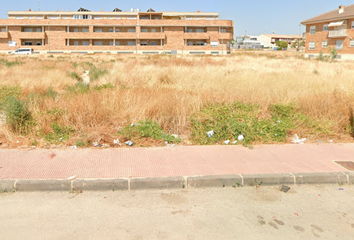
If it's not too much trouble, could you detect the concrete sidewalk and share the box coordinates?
[0,144,354,191]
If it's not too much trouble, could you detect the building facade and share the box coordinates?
[257,34,302,49]
[0,8,234,55]
[234,35,263,49]
[301,4,354,60]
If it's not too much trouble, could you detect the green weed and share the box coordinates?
[119,120,181,143]
[44,122,74,143]
[66,83,90,94]
[0,59,22,67]
[94,83,115,91]
[4,97,33,134]
[0,86,22,108]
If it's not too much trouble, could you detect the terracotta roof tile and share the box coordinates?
[301,4,354,24]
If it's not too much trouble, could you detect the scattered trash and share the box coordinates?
[338,188,345,191]
[16,141,20,144]
[317,140,323,143]
[224,140,231,145]
[70,145,77,149]
[329,140,333,143]
[280,185,291,193]
[59,137,63,142]
[291,134,306,144]
[101,144,110,148]
[276,120,281,123]
[237,134,244,142]
[232,140,238,145]
[171,134,179,139]
[207,130,215,138]
[104,197,107,199]
[125,141,134,146]
[0,141,2,145]
[131,123,135,127]
[93,142,100,147]
[113,139,122,146]
[275,134,278,137]
[68,175,78,181]
[318,194,321,197]
[294,213,299,217]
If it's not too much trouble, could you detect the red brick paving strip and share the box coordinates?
[0,144,353,180]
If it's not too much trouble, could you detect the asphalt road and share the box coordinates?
[0,185,353,240]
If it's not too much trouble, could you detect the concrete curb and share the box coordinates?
[1,172,353,192]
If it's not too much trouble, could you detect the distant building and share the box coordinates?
[301,4,354,60]
[258,34,302,48]
[234,35,263,49]
[0,8,234,55]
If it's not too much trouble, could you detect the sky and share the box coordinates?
[1,0,353,36]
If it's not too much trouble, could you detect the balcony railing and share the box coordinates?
[17,32,45,39]
[328,29,347,38]
[183,33,210,39]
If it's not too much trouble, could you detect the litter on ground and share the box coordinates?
[125,141,134,146]
[207,130,215,138]
[291,134,306,144]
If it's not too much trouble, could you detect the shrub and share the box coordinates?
[4,97,33,134]
[0,59,22,67]
[69,72,82,82]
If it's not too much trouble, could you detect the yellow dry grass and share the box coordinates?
[0,52,354,146]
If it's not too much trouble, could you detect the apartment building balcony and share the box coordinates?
[0,32,9,38]
[218,32,233,40]
[63,32,137,39]
[328,29,347,38]
[17,32,45,39]
[138,32,165,39]
[183,33,210,39]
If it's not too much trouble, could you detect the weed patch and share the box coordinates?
[190,102,312,145]
[66,83,90,94]
[0,86,22,108]
[0,58,22,67]
[4,97,33,134]
[119,120,181,143]
[94,83,115,91]
[44,122,74,143]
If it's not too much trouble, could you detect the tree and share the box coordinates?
[276,41,289,50]
[230,39,236,48]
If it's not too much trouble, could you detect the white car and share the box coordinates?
[9,48,34,55]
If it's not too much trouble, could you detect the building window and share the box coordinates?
[74,15,91,19]
[350,40,354,47]
[322,41,327,48]
[128,28,136,33]
[310,26,316,35]
[323,24,328,31]
[309,42,315,50]
[335,40,343,50]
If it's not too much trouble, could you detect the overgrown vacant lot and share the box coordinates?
[0,52,354,148]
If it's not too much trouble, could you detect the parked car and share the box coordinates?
[9,48,34,55]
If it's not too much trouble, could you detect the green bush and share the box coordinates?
[4,97,33,134]
[69,72,82,82]
[119,120,181,143]
[276,41,289,50]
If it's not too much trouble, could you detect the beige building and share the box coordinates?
[0,8,234,55]
[301,4,354,60]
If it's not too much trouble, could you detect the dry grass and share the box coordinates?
[0,52,354,147]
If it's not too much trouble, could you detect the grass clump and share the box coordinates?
[44,122,74,143]
[93,83,115,91]
[87,63,108,82]
[190,102,309,145]
[119,120,181,143]
[4,97,33,134]
[69,72,82,82]
[66,82,90,94]
[0,58,22,67]
[0,86,22,108]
